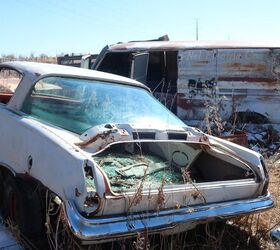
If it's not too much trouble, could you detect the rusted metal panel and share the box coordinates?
[220,131,248,147]
[217,49,280,89]
[177,48,280,123]
[177,49,217,121]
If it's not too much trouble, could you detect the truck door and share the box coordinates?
[130,53,149,84]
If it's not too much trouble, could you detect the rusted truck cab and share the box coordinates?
[93,41,280,124]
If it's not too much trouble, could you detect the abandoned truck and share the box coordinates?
[0,61,274,244]
[92,41,280,124]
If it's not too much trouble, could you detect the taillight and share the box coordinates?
[83,193,100,216]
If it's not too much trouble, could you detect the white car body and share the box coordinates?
[0,61,274,244]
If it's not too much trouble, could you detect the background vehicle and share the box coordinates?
[92,41,280,125]
[57,53,98,68]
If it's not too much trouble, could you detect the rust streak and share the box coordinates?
[177,93,206,110]
[225,63,267,72]
[192,60,210,65]
[218,77,277,83]
[75,130,112,148]
[177,93,192,110]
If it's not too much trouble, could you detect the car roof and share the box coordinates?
[0,61,148,90]
[108,40,280,51]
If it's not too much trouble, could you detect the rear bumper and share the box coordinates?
[64,194,274,244]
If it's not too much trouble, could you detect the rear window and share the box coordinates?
[21,76,185,134]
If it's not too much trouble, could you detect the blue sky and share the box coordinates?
[1,0,280,56]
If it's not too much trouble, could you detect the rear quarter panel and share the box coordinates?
[0,106,87,210]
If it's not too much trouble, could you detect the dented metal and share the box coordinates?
[177,48,280,123]
[94,41,280,124]
[0,61,274,243]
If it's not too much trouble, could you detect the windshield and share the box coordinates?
[21,77,185,134]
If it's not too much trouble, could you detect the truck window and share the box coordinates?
[147,51,178,95]
[98,52,131,77]
[146,51,178,113]
[96,50,178,113]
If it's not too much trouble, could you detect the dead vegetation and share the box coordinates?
[15,137,280,249]
[24,158,277,250]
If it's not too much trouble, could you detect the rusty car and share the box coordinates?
[91,41,280,125]
[0,61,274,245]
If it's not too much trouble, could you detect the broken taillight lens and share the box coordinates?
[83,193,100,216]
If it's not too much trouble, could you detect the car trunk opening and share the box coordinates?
[92,140,256,191]
[91,141,261,215]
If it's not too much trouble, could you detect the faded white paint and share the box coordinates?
[0,61,272,242]
[177,48,280,123]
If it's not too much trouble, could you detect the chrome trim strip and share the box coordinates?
[64,194,274,243]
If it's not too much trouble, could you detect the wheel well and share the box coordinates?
[231,111,269,124]
[0,165,16,179]
[0,166,46,202]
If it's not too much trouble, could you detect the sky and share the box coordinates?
[1,0,280,56]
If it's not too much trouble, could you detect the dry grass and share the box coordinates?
[221,155,280,250]
[32,156,280,249]
[252,156,280,249]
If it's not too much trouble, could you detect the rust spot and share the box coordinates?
[197,60,210,64]
[192,60,210,66]
[220,131,248,147]
[199,135,209,143]
[218,76,277,83]
[177,93,205,110]
[257,95,275,102]
[191,191,200,200]
[75,188,81,197]
[177,93,192,110]
[75,130,114,148]
[226,63,267,72]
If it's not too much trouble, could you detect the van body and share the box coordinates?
[93,41,280,124]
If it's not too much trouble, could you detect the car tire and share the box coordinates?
[2,175,44,241]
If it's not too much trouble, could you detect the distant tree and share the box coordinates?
[18,55,27,61]
[6,54,15,59]
[39,53,48,59]
[29,52,35,59]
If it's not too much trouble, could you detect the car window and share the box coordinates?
[0,68,23,104]
[0,68,22,93]
[21,76,185,134]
